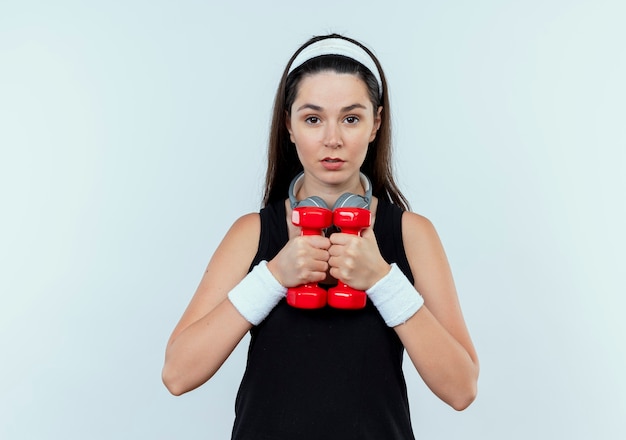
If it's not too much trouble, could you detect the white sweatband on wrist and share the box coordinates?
[366,263,424,327]
[228,260,287,326]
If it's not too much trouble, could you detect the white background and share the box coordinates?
[1,0,625,439]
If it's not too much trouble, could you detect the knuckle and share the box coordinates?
[344,256,355,270]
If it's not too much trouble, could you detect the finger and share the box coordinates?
[328,266,339,280]
[305,235,332,249]
[328,265,346,282]
[328,255,340,269]
[309,270,329,283]
[328,232,351,245]
[359,227,375,239]
[328,244,341,257]
[311,248,330,262]
[310,259,329,273]
[357,228,377,247]
[303,261,329,283]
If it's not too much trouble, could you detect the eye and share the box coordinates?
[344,116,360,124]
[305,116,321,124]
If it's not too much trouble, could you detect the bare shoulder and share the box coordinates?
[167,213,261,344]
[401,211,454,302]
[206,212,261,284]
[401,210,435,232]
[401,211,478,369]
[218,212,261,252]
[401,211,441,250]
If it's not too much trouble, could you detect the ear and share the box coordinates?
[285,111,295,143]
[369,106,383,142]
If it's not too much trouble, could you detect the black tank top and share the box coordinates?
[231,199,416,440]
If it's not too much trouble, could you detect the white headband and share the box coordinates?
[287,38,383,97]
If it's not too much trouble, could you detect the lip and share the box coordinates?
[321,157,345,170]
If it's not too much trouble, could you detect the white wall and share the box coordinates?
[1,1,624,438]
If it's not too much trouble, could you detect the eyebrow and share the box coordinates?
[295,103,368,113]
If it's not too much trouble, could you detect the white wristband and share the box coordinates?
[366,263,424,327]
[228,260,287,325]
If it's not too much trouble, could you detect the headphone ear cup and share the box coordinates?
[295,196,330,209]
[333,192,369,210]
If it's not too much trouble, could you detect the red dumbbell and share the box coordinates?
[286,206,333,309]
[327,207,372,309]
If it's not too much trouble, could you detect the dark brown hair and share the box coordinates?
[262,34,409,211]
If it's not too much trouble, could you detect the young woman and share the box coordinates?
[162,34,479,440]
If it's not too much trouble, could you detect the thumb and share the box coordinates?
[360,227,376,240]
[305,234,331,249]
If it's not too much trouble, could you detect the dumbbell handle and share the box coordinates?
[328,208,371,309]
[286,207,332,309]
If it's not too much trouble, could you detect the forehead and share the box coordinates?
[294,71,372,108]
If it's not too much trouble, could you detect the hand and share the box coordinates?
[328,228,390,291]
[267,235,331,288]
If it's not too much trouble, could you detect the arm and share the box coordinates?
[328,212,478,410]
[162,211,332,396]
[162,214,259,396]
[396,212,479,410]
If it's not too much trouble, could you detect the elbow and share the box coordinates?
[450,386,477,411]
[163,381,185,397]
[162,357,213,396]
[435,380,478,411]
[451,359,479,411]
[449,372,478,411]
[162,364,188,397]
[162,347,222,396]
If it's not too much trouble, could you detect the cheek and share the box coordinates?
[291,137,310,160]
[291,128,320,149]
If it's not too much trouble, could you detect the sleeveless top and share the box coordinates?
[231,198,416,440]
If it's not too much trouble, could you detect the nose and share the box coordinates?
[323,122,342,149]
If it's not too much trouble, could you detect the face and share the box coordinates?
[286,71,382,193]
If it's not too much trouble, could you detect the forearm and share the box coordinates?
[395,306,479,411]
[162,299,251,396]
